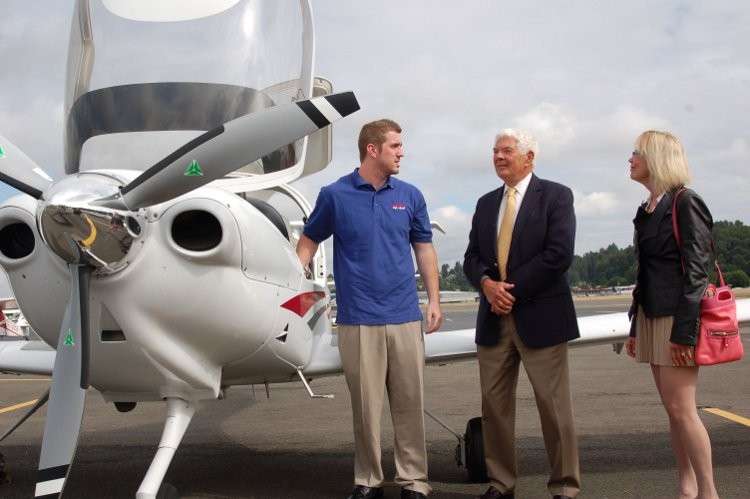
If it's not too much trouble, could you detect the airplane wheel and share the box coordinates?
[0,451,10,486]
[114,401,137,413]
[0,471,12,486]
[156,482,180,499]
[465,417,488,483]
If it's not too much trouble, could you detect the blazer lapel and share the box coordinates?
[487,187,503,261]
[512,174,540,243]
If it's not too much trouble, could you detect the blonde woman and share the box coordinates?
[626,130,719,499]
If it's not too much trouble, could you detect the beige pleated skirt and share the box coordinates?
[634,306,695,366]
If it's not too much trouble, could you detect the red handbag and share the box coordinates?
[672,189,744,365]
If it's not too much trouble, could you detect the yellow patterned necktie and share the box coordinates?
[497,186,517,280]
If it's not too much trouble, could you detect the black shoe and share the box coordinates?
[552,496,573,499]
[401,488,427,498]
[347,485,384,499]
[475,485,515,499]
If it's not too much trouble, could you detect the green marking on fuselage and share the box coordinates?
[185,160,204,176]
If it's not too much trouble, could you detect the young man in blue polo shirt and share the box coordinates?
[296,119,442,499]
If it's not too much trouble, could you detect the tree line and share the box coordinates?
[436,220,750,291]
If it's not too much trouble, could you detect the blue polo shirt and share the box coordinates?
[303,169,433,325]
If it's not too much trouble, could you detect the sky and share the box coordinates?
[1,1,749,296]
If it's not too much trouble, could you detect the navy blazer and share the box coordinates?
[463,174,580,348]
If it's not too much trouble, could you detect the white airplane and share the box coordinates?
[0,1,746,497]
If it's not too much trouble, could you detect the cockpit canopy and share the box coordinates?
[65,0,315,187]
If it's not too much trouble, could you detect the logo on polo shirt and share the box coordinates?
[392,203,406,210]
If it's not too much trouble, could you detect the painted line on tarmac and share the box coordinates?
[0,378,49,382]
[702,407,750,427]
[0,399,38,414]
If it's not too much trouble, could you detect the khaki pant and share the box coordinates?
[338,321,431,495]
[477,315,580,497]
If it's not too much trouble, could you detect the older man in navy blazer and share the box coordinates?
[463,129,580,499]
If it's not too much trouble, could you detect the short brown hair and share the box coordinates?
[358,119,402,161]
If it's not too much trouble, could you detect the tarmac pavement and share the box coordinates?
[1,296,748,498]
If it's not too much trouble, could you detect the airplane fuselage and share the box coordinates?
[0,171,331,402]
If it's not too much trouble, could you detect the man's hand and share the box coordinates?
[481,278,516,315]
[424,301,443,334]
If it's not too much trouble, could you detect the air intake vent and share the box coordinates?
[0,222,34,259]
[101,330,126,342]
[171,210,222,251]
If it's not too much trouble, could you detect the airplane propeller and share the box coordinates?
[0,133,53,199]
[98,92,360,210]
[35,262,91,498]
[0,90,360,498]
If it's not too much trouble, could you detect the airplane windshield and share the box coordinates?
[65,0,313,182]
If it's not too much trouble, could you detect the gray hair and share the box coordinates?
[495,129,539,163]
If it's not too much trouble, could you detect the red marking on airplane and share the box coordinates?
[280,291,327,317]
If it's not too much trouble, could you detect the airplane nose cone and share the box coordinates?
[37,175,143,272]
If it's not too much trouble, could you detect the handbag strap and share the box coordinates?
[671,187,724,286]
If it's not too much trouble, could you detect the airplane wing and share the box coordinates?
[0,340,55,375]
[301,309,634,377]
[4,300,748,378]
[425,297,750,363]
[423,310,632,364]
[308,297,750,374]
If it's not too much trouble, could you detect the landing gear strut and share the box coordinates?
[136,397,196,499]
[424,410,488,483]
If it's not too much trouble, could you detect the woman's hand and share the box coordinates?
[670,342,693,366]
[625,337,636,358]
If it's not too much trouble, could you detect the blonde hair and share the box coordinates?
[634,130,691,193]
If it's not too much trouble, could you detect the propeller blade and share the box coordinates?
[99,91,360,210]
[35,264,91,499]
[0,133,54,199]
